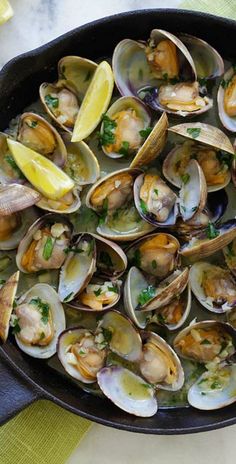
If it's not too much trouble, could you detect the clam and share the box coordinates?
[58,56,97,99]
[134,172,178,227]
[137,268,189,312]
[217,67,236,132]
[36,188,81,214]
[126,233,180,279]
[179,159,207,221]
[17,113,67,166]
[92,234,127,279]
[164,123,234,192]
[12,284,66,358]
[190,262,236,313]
[97,366,158,417]
[86,168,155,241]
[140,331,184,391]
[58,327,107,383]
[188,363,236,411]
[68,279,121,312]
[0,271,19,342]
[0,184,40,251]
[58,233,96,303]
[16,213,72,273]
[63,135,100,186]
[180,220,236,260]
[0,133,25,184]
[151,283,191,331]
[97,310,143,362]
[173,320,236,364]
[113,30,213,116]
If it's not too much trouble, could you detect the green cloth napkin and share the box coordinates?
[1,2,236,464]
[0,400,91,464]
[181,0,236,19]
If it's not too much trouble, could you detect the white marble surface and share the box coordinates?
[1,1,236,463]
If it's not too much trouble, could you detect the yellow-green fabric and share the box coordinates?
[0,400,91,464]
[1,2,236,464]
[181,0,236,19]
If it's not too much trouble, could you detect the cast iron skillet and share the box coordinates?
[1,8,236,434]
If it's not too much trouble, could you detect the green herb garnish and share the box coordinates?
[87,238,95,256]
[151,260,157,270]
[198,77,207,87]
[30,297,50,324]
[192,206,197,212]
[186,127,201,139]
[26,120,38,128]
[11,317,21,334]
[0,279,6,285]
[4,155,25,179]
[154,189,159,196]
[139,127,153,140]
[94,288,102,297]
[108,286,118,294]
[133,249,141,267]
[64,246,83,254]
[181,173,190,185]
[206,222,219,240]
[43,236,54,261]
[157,312,166,324]
[217,150,232,168]
[210,380,222,390]
[118,141,130,157]
[101,327,113,344]
[39,332,45,340]
[200,339,212,345]
[63,292,74,302]
[99,114,117,147]
[45,94,59,109]
[138,285,156,306]
[99,251,113,268]
[220,78,230,89]
[140,199,148,214]
[99,198,109,225]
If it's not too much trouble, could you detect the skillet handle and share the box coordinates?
[0,350,41,425]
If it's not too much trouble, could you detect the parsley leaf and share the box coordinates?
[63,292,74,302]
[94,288,102,297]
[99,251,113,268]
[102,327,113,344]
[210,380,222,390]
[11,317,21,334]
[4,155,25,179]
[154,189,159,196]
[99,114,117,147]
[138,285,156,306]
[186,127,201,139]
[64,246,83,254]
[107,286,118,294]
[45,94,59,109]
[181,173,190,185]
[43,236,54,261]
[99,198,109,225]
[118,141,130,157]
[206,222,219,240]
[200,339,212,345]
[26,120,38,128]
[87,238,95,256]
[139,127,153,140]
[30,297,50,324]
[140,199,148,214]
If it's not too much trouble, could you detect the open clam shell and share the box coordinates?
[92,233,127,279]
[124,267,152,329]
[97,310,143,362]
[134,172,178,227]
[190,262,236,313]
[0,183,41,216]
[14,284,66,359]
[67,279,121,312]
[58,233,96,303]
[0,207,39,251]
[126,233,180,279]
[180,220,236,260]
[57,327,106,384]
[188,363,236,410]
[16,213,73,273]
[58,56,97,99]
[100,96,151,160]
[153,282,191,331]
[97,366,158,417]
[217,67,236,132]
[179,159,207,221]
[179,34,224,79]
[37,187,81,214]
[137,268,189,312]
[63,136,100,186]
[0,271,19,342]
[86,168,155,241]
[173,320,236,364]
[140,331,184,391]
[17,112,67,167]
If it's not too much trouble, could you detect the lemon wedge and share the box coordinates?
[0,0,13,25]
[7,139,74,200]
[71,60,114,142]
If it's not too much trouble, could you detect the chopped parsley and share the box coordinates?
[156,312,166,324]
[45,94,59,109]
[186,127,201,139]
[0,279,6,285]
[4,154,25,178]
[151,260,157,270]
[210,380,222,390]
[219,341,228,354]
[43,236,54,261]
[220,78,230,89]
[198,77,207,87]
[154,189,159,196]
[26,120,38,128]
[206,222,219,240]
[39,332,45,341]
[30,297,50,324]
[139,127,153,140]
[99,114,117,147]
[87,238,95,256]
[200,339,211,345]
[217,150,232,168]
[107,286,118,294]
[192,206,198,212]
[64,246,83,254]
[63,292,74,302]
[11,317,21,334]
[138,285,156,306]
[101,327,113,344]
[133,249,141,267]
[118,141,130,157]
[99,198,108,225]
[99,251,113,268]
[140,199,148,214]
[94,288,102,297]
[181,173,190,185]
